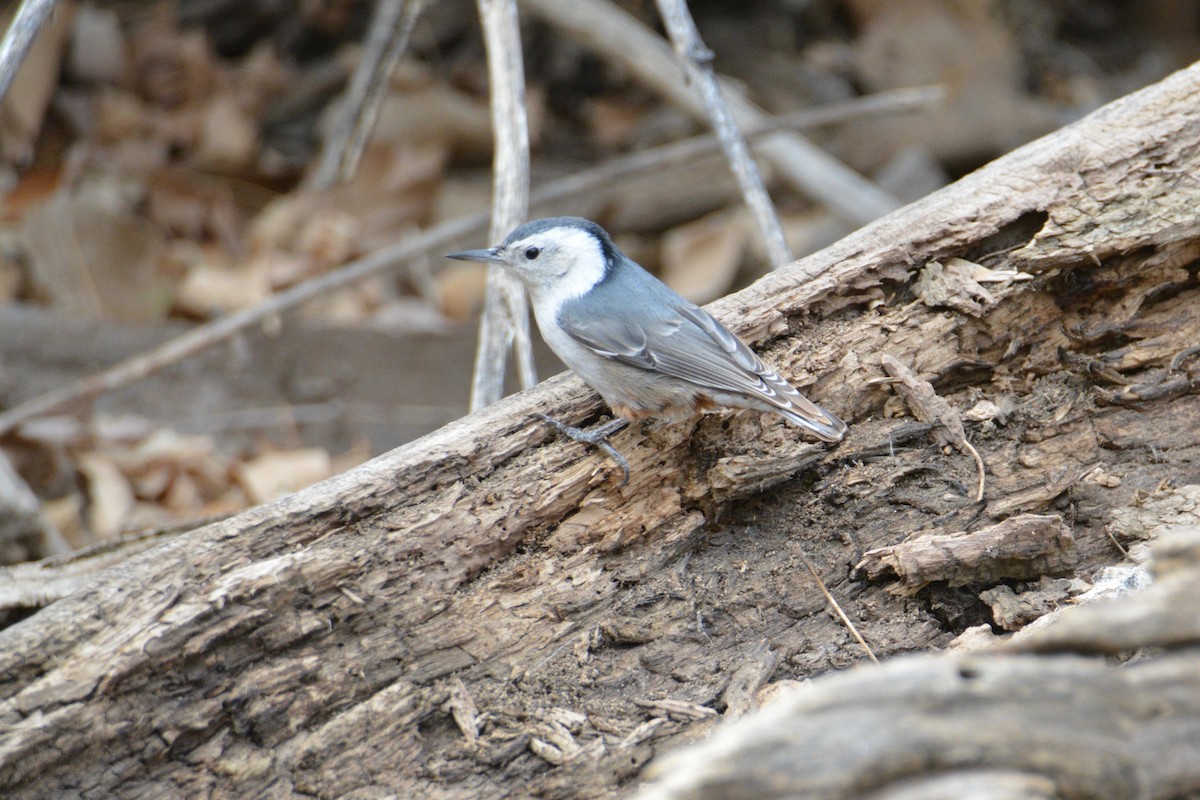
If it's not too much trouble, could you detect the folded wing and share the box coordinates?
[558,294,846,442]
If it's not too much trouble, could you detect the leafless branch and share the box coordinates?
[0,0,58,105]
[308,0,427,190]
[654,0,791,268]
[470,0,536,411]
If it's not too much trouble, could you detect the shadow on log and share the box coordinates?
[1,63,1200,798]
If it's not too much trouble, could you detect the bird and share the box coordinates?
[448,216,846,484]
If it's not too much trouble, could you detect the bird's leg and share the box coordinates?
[532,413,632,486]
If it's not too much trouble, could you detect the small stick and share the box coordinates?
[0,0,57,105]
[962,438,986,503]
[470,0,537,411]
[654,0,791,268]
[797,547,878,664]
[881,354,986,502]
[529,86,943,211]
[309,0,427,190]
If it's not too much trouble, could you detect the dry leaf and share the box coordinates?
[235,448,333,504]
[193,95,259,172]
[661,212,747,304]
[175,257,271,315]
[146,167,242,251]
[22,181,172,322]
[436,262,489,321]
[161,472,202,512]
[77,452,134,539]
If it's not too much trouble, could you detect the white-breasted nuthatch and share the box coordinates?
[448,216,846,484]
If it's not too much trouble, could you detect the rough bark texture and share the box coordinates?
[641,520,1200,800]
[1,63,1200,799]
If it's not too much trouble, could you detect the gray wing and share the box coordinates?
[558,290,845,441]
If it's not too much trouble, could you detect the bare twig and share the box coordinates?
[309,0,427,190]
[520,0,900,227]
[654,0,791,268]
[796,546,878,663]
[0,0,57,105]
[881,354,987,501]
[767,85,945,131]
[470,0,536,411]
[532,86,943,213]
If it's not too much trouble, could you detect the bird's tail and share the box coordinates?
[776,401,847,443]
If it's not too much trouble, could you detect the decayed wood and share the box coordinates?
[640,651,1200,800]
[879,353,986,500]
[854,514,1077,595]
[639,527,1200,800]
[0,64,1199,798]
[979,577,1075,630]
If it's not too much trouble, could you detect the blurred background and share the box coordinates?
[0,0,1197,559]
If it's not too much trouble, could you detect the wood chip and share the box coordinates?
[855,513,1077,595]
[881,353,986,500]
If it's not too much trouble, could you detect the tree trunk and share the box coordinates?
[2,62,1199,799]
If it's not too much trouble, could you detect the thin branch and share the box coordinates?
[654,0,791,268]
[309,0,427,190]
[963,438,987,502]
[470,0,536,411]
[519,0,900,227]
[797,547,879,664]
[0,0,58,105]
[532,86,943,211]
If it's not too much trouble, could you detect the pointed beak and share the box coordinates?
[446,247,505,264]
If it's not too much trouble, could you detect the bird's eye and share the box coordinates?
[524,246,541,260]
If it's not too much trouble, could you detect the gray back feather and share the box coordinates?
[556,251,844,439]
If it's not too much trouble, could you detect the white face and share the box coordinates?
[500,226,608,304]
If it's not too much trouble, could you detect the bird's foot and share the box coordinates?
[533,413,631,486]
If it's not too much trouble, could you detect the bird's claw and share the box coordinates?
[533,413,631,487]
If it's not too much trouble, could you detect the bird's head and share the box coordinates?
[447,216,616,302]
